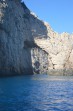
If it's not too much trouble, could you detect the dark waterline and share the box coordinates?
[0,74,73,111]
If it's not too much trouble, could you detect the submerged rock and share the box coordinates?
[0,0,73,76]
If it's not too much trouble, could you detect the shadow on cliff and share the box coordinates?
[0,1,48,76]
[22,2,48,74]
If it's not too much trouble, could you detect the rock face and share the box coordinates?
[0,0,73,76]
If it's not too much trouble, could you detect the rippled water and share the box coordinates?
[0,75,73,111]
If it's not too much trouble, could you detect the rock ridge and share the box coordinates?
[0,0,73,76]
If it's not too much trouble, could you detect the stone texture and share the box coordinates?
[31,48,48,74]
[0,0,73,76]
[0,0,33,75]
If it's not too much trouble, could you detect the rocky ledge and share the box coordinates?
[0,0,73,76]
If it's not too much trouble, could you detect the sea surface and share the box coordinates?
[0,74,73,111]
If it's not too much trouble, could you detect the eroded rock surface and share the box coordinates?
[0,0,73,76]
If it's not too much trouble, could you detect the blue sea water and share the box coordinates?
[0,75,73,111]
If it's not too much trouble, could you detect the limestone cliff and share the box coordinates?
[0,0,73,76]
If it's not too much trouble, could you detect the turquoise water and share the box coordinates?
[0,75,73,111]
